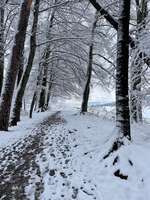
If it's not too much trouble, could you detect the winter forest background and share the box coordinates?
[0,0,150,199]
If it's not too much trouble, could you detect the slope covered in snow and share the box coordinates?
[0,111,52,149]
[32,111,150,200]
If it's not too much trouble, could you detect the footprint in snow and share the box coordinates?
[68,130,74,134]
[49,169,56,176]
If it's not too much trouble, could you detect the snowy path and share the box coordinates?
[0,111,63,199]
[0,111,112,200]
[1,111,150,200]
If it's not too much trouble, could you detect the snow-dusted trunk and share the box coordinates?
[29,61,43,118]
[38,7,56,112]
[45,70,54,109]
[81,12,98,113]
[0,2,4,95]
[38,65,48,112]
[43,67,53,110]
[10,0,40,126]
[29,92,36,118]
[0,0,32,131]
[16,52,24,86]
[130,0,147,123]
[130,59,142,122]
[88,0,150,69]
[116,0,131,139]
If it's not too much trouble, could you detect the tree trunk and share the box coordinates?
[38,6,56,112]
[130,54,142,122]
[88,0,150,68]
[0,2,4,95]
[39,77,47,112]
[103,0,131,162]
[0,0,32,131]
[29,91,36,118]
[81,12,98,113]
[38,61,49,112]
[29,57,43,117]
[10,0,40,126]
[45,71,54,109]
[116,0,131,139]
[130,0,147,123]
[16,51,24,86]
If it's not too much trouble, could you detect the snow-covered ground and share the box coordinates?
[27,110,150,200]
[1,107,150,200]
[89,103,150,122]
[0,111,52,149]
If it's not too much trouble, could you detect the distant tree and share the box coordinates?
[29,63,43,118]
[81,11,98,113]
[38,1,57,112]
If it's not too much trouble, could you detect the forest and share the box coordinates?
[0,0,150,199]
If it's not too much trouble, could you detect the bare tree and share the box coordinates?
[103,0,131,165]
[88,0,150,68]
[0,0,32,131]
[10,0,40,126]
[81,11,98,113]
[130,0,148,122]
[38,2,57,112]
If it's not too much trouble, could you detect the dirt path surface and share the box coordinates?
[0,111,64,200]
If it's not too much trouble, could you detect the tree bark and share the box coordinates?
[16,51,24,86]
[29,58,43,118]
[0,0,32,131]
[81,12,98,113]
[103,0,131,161]
[130,0,147,123]
[10,0,40,126]
[131,59,142,122]
[38,55,49,112]
[0,2,4,95]
[116,0,131,139]
[38,6,56,112]
[45,70,54,109]
[29,91,36,118]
